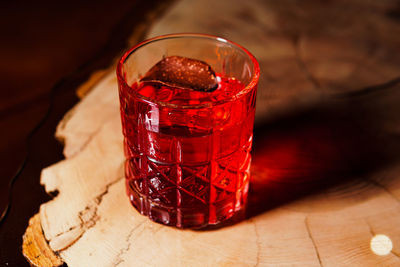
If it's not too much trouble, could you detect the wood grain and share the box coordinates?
[23,0,400,266]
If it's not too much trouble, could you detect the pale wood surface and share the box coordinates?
[23,0,400,266]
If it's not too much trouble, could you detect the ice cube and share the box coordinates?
[141,56,218,92]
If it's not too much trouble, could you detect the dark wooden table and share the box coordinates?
[0,1,163,265]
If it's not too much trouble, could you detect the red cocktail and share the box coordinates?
[117,34,259,228]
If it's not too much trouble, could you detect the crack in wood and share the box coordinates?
[96,176,124,205]
[345,35,379,83]
[78,205,100,229]
[49,177,123,252]
[366,178,400,203]
[114,220,146,266]
[252,220,261,267]
[54,230,85,252]
[304,217,323,267]
[365,219,375,236]
[54,226,79,238]
[78,177,123,230]
[61,123,103,159]
[338,75,400,98]
[292,36,322,91]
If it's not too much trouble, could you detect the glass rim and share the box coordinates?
[116,33,260,109]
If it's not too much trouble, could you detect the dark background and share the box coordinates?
[0,0,162,265]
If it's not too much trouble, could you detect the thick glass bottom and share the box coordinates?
[126,179,249,229]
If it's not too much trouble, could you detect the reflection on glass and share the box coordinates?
[370,234,393,256]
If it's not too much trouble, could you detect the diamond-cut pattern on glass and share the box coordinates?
[180,166,210,204]
[146,160,176,206]
[213,154,239,192]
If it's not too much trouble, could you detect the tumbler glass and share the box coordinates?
[116,33,259,228]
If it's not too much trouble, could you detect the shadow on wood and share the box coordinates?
[248,82,400,218]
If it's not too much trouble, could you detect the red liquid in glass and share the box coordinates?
[118,74,256,228]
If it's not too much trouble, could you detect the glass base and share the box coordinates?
[126,179,249,229]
